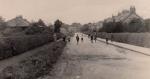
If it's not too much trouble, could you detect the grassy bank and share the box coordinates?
[0,40,66,79]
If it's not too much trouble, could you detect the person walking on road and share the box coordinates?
[76,34,80,45]
[91,35,94,43]
[67,36,71,42]
[81,34,84,42]
[105,33,109,44]
[88,34,90,38]
[106,37,109,44]
[94,35,97,43]
[81,36,84,42]
[111,34,114,42]
[63,35,66,42]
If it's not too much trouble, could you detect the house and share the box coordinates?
[6,16,30,28]
[2,16,31,35]
[104,6,144,24]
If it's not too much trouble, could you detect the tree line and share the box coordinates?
[81,18,150,33]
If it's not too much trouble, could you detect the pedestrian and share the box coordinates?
[88,34,90,38]
[63,35,66,42]
[94,35,97,43]
[111,34,114,42]
[76,34,79,45]
[68,36,71,42]
[106,37,109,44]
[91,35,93,43]
[81,37,84,42]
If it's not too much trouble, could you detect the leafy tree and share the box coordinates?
[37,19,46,27]
[144,19,150,32]
[54,19,62,33]
[102,21,115,33]
[112,22,124,33]
[25,22,44,35]
[125,19,145,32]
[0,16,6,30]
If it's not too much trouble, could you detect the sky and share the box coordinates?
[0,0,149,24]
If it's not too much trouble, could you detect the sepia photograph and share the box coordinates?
[0,0,149,79]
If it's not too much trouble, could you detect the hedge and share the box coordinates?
[0,41,66,79]
[0,34,54,60]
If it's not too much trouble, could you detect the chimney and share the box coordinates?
[130,6,136,13]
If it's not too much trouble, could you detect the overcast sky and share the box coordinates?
[0,0,149,24]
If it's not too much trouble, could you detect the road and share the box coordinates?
[39,33,150,79]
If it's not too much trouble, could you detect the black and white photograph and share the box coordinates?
[0,0,150,79]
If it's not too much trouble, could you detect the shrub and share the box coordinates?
[0,41,66,79]
[0,34,54,60]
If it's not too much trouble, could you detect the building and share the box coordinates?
[104,6,144,24]
[6,16,30,27]
[88,21,103,32]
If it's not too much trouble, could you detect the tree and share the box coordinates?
[125,19,145,32]
[54,19,62,33]
[101,21,124,33]
[25,21,44,35]
[0,16,6,30]
[102,21,115,33]
[113,22,124,33]
[37,19,46,27]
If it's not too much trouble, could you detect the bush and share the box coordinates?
[0,34,54,60]
[25,26,45,35]
[54,20,62,33]
[0,41,66,79]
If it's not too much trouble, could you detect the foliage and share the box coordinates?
[101,21,124,33]
[1,41,66,79]
[37,19,47,27]
[0,34,54,60]
[54,20,62,33]
[25,26,45,35]
[0,16,6,30]
[101,18,146,33]
[124,19,146,32]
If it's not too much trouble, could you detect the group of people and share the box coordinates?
[75,33,97,45]
[63,35,71,42]
[74,33,114,45]
[76,34,84,45]
[88,33,97,43]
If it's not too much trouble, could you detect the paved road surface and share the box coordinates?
[39,33,150,79]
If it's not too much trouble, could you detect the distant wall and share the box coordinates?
[97,33,150,48]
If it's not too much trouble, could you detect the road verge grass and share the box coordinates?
[0,41,66,79]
